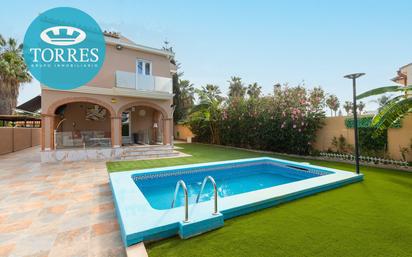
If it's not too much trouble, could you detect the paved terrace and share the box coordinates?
[0,147,126,257]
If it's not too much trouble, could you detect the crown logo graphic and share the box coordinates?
[40,26,86,46]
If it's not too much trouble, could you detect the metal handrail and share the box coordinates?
[196,176,218,215]
[171,180,189,223]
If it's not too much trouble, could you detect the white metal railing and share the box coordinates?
[115,71,172,94]
[196,176,219,215]
[171,180,189,223]
[320,152,409,167]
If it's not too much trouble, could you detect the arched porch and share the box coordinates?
[117,101,173,146]
[52,102,113,149]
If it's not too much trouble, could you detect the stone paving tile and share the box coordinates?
[0,244,15,257]
[91,220,119,237]
[0,147,127,257]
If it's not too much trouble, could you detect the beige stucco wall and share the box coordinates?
[59,102,111,133]
[130,107,156,134]
[32,128,40,146]
[13,127,32,151]
[87,44,172,89]
[0,128,13,155]
[314,115,412,161]
[127,106,163,143]
[313,116,355,151]
[387,113,412,160]
[0,127,41,155]
[174,124,194,140]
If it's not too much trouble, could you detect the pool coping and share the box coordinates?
[109,157,363,247]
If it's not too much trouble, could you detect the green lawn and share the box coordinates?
[107,144,412,257]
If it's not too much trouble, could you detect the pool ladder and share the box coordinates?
[171,180,189,223]
[171,176,219,223]
[196,176,219,215]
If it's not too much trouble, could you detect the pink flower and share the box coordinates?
[293,124,296,128]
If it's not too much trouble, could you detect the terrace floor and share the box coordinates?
[1,144,412,257]
[0,146,126,257]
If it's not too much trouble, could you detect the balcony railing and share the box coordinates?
[115,71,172,94]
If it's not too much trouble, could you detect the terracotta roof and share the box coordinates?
[103,32,173,57]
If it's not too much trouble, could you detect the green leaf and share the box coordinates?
[357,85,411,99]
[371,97,412,135]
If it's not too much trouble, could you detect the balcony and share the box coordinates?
[115,71,172,94]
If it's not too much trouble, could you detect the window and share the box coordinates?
[137,60,151,76]
[145,62,151,75]
[137,61,143,74]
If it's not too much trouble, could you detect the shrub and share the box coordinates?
[189,84,326,155]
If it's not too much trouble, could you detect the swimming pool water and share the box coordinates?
[134,162,328,210]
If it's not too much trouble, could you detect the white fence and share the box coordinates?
[320,152,409,167]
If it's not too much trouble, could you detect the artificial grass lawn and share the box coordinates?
[107,144,412,257]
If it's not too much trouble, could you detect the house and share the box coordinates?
[392,63,412,86]
[40,32,177,162]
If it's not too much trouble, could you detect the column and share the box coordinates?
[111,116,122,148]
[163,117,173,145]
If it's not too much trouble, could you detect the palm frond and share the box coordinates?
[371,97,412,135]
[357,86,405,99]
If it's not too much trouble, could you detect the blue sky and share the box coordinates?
[1,0,411,111]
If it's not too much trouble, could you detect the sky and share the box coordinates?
[1,0,411,112]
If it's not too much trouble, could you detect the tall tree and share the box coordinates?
[162,41,188,123]
[177,79,194,121]
[373,95,391,110]
[189,84,224,144]
[309,87,326,112]
[0,35,32,115]
[202,84,223,102]
[326,94,340,116]
[228,76,246,99]
[343,101,352,116]
[357,101,365,114]
[247,82,261,99]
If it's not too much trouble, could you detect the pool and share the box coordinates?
[110,157,363,247]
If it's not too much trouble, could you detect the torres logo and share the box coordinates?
[40,26,86,46]
[23,7,105,90]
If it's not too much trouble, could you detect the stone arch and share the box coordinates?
[46,97,116,149]
[47,97,116,117]
[117,100,172,145]
[117,101,169,119]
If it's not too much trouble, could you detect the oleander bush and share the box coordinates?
[189,84,326,155]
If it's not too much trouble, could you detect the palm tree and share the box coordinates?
[203,84,223,102]
[190,85,224,144]
[178,80,195,108]
[247,82,261,99]
[228,76,246,99]
[343,101,352,116]
[357,101,365,114]
[373,95,391,110]
[357,84,411,134]
[0,34,32,115]
[326,94,340,116]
